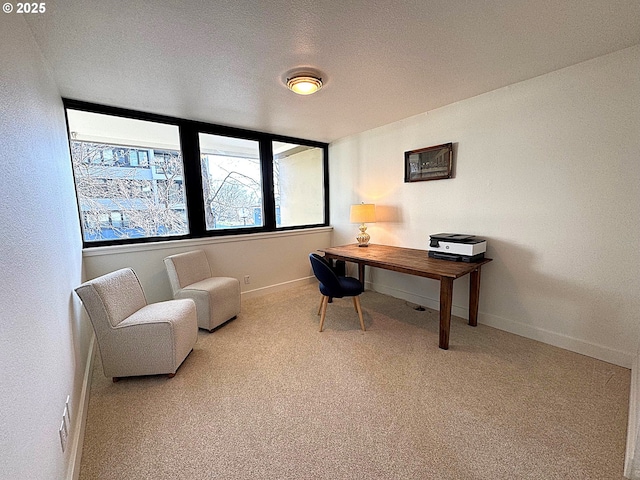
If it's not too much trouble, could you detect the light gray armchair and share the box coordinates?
[74,267,198,382]
[164,250,241,331]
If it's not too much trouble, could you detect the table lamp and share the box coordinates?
[350,203,376,247]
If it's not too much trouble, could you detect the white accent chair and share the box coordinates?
[74,268,198,382]
[164,250,241,332]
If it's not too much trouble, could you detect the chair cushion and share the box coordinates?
[319,276,363,298]
[107,299,197,377]
[176,276,241,330]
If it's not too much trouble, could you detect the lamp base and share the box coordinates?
[356,224,370,247]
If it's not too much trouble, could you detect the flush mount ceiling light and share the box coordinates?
[286,72,323,95]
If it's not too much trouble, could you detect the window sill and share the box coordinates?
[82,226,333,257]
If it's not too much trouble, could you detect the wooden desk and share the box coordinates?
[319,244,492,349]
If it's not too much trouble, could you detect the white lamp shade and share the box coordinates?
[350,204,376,223]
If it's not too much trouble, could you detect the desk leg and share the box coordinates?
[469,267,482,327]
[358,263,365,285]
[439,277,454,350]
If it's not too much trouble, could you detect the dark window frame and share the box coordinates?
[63,99,330,248]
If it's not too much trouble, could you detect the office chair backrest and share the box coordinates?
[309,253,342,295]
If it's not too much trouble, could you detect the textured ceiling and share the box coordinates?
[22,0,640,143]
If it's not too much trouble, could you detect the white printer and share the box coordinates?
[428,233,487,262]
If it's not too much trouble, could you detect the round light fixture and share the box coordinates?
[286,74,323,95]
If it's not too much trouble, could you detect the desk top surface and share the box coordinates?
[319,243,492,279]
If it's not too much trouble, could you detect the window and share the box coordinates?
[67,109,188,242]
[199,134,263,230]
[273,142,325,228]
[64,100,329,247]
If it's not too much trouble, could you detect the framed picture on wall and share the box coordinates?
[404,143,453,182]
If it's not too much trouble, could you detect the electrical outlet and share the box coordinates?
[65,395,71,424]
[59,395,71,453]
[244,275,250,284]
[59,418,68,452]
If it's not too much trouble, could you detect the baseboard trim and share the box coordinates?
[370,281,633,368]
[625,353,639,478]
[241,276,316,300]
[67,334,95,480]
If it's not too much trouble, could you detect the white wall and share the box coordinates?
[330,45,640,367]
[82,229,332,305]
[0,15,91,480]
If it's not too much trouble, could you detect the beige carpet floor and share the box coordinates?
[79,283,630,479]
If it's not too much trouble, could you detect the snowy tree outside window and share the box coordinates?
[199,133,264,230]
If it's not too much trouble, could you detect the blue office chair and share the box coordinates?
[309,253,366,332]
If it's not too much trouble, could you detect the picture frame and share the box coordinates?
[404,143,453,182]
